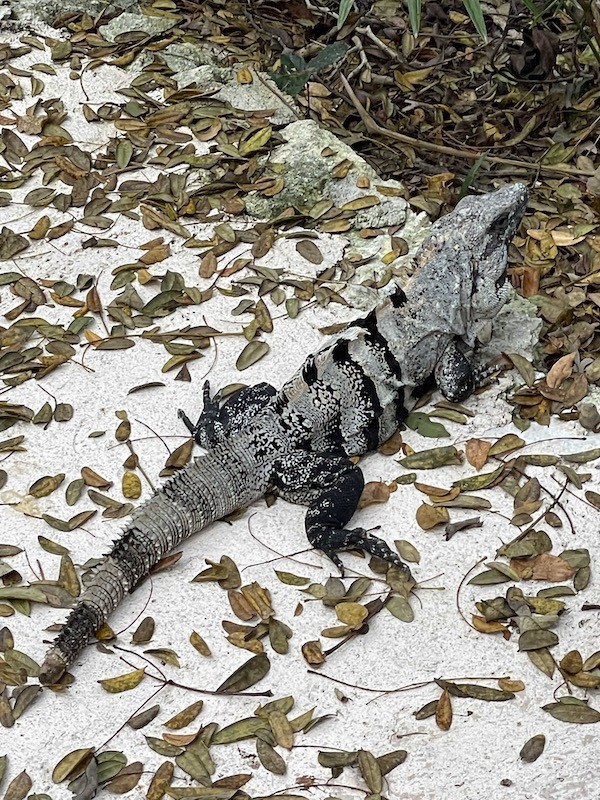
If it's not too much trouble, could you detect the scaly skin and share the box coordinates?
[39,183,528,686]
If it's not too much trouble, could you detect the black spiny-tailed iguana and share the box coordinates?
[39,183,528,685]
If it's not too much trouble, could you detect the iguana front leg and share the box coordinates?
[273,451,413,578]
[434,338,480,402]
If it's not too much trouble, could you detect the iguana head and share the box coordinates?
[408,183,528,345]
[456,183,528,341]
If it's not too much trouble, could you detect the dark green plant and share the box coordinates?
[407,0,488,40]
[271,42,349,96]
[520,0,600,65]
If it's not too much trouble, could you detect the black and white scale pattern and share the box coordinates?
[39,183,528,684]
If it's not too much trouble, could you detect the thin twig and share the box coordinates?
[96,683,165,752]
[339,73,596,177]
[126,440,155,492]
[114,646,273,697]
[243,511,323,571]
[456,556,486,630]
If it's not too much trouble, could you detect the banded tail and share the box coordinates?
[39,434,271,685]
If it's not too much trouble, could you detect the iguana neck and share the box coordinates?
[374,291,461,389]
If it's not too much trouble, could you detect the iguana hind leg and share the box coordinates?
[179,381,276,447]
[273,451,412,578]
[221,382,276,434]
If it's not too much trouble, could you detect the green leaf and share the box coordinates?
[256,738,286,775]
[518,629,559,651]
[385,595,414,622]
[520,734,546,762]
[211,717,268,744]
[407,0,422,37]
[405,411,450,438]
[337,0,354,28]
[306,42,349,73]
[543,701,600,724]
[398,445,461,469]
[52,748,94,783]
[0,586,47,603]
[144,648,180,668]
[463,0,488,41]
[436,681,514,701]
[458,154,486,200]
[274,570,309,586]
[216,653,270,693]
[236,340,269,371]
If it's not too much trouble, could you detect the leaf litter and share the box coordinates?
[1,0,600,797]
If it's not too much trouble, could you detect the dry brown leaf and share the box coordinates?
[471,615,510,635]
[511,553,575,582]
[498,678,525,692]
[435,689,452,731]
[302,640,325,665]
[546,352,577,389]
[416,503,449,530]
[465,438,491,470]
[358,480,391,508]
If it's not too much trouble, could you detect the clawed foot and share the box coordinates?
[473,363,498,389]
[178,382,224,447]
[310,525,413,579]
[177,407,196,435]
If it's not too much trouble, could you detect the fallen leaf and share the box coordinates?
[465,438,491,470]
[436,689,452,730]
[520,734,546,762]
[416,503,449,530]
[98,668,145,693]
[358,481,390,508]
[546,352,577,389]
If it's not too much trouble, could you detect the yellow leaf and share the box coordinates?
[335,601,368,627]
[472,615,509,635]
[237,67,253,84]
[122,471,141,499]
[394,67,434,91]
[98,667,145,693]
[550,229,587,246]
[84,330,102,344]
[498,678,525,692]
[488,434,525,457]
[52,748,94,783]
[340,195,381,212]
[239,126,272,157]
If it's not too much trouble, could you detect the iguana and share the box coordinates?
[39,183,528,685]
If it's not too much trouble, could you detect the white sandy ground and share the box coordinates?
[0,21,599,800]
